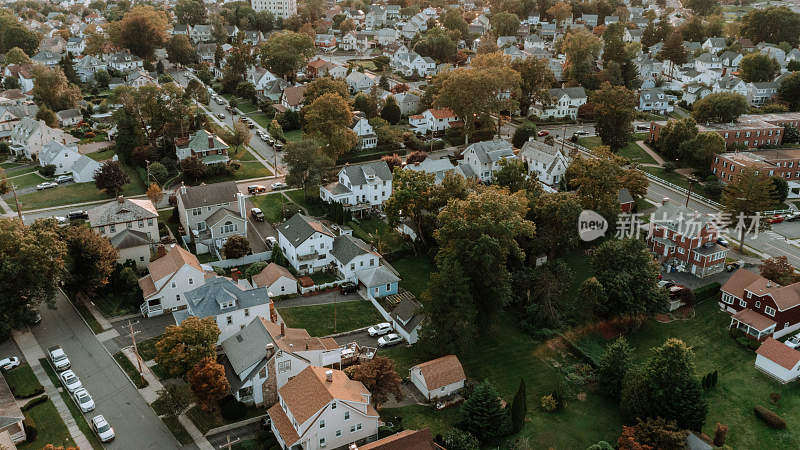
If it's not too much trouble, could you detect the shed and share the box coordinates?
[755,338,800,383]
[410,355,466,400]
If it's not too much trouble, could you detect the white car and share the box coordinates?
[368,323,392,337]
[378,333,403,347]
[271,182,287,190]
[36,181,58,190]
[52,216,68,224]
[264,236,277,250]
[60,370,82,392]
[73,388,95,412]
[91,415,115,442]
[786,333,800,349]
[0,357,20,370]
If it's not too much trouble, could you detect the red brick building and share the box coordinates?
[721,269,800,340]
[649,113,800,149]
[710,149,800,198]
[646,203,728,278]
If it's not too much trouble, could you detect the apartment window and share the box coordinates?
[755,301,761,309]
[320,438,326,447]
[320,420,325,429]
[336,430,342,437]
[739,299,747,308]
[226,316,232,325]
[357,424,362,430]
[138,219,144,228]
[765,306,776,317]
[344,411,350,420]
[176,294,180,301]
[171,282,176,288]
[278,360,291,373]
[244,308,249,317]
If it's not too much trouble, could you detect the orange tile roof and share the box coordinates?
[251,263,296,288]
[427,108,456,119]
[267,403,300,446]
[278,366,371,425]
[147,245,202,282]
[757,337,800,370]
[359,429,439,450]
[412,355,466,390]
[261,318,336,353]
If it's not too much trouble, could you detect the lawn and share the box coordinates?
[309,271,339,285]
[6,165,39,176]
[86,148,115,161]
[348,218,406,254]
[641,166,692,190]
[71,299,104,334]
[113,352,148,389]
[203,160,272,184]
[18,399,75,450]
[285,189,327,216]
[389,255,434,298]
[8,172,45,189]
[251,193,287,223]
[278,300,382,336]
[162,416,193,445]
[158,209,182,243]
[136,336,161,361]
[249,112,272,128]
[4,364,43,398]
[186,404,264,434]
[284,129,303,143]
[92,292,139,317]
[578,137,657,165]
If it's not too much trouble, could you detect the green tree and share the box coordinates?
[283,140,333,199]
[441,8,469,40]
[344,357,402,408]
[302,77,349,106]
[739,53,780,83]
[493,158,529,192]
[61,225,118,297]
[458,381,507,443]
[268,119,284,141]
[691,92,748,124]
[510,379,527,433]
[778,72,800,110]
[512,122,538,148]
[94,160,130,196]
[260,31,315,79]
[722,168,776,251]
[420,254,477,352]
[32,66,81,112]
[443,429,480,450]
[598,337,633,399]
[772,176,790,204]
[563,29,603,87]
[686,131,725,174]
[109,5,169,59]
[0,12,40,55]
[175,0,207,25]
[166,34,197,65]
[353,93,378,118]
[491,11,520,37]
[602,23,639,88]
[512,57,556,116]
[180,155,206,182]
[303,93,357,159]
[414,27,457,63]
[221,234,250,259]
[528,192,582,259]
[685,0,718,16]
[380,96,402,124]
[94,70,111,89]
[655,117,698,160]
[384,169,438,249]
[640,20,660,48]
[522,260,574,329]
[592,82,637,150]
[784,124,800,142]
[657,32,687,73]
[156,316,221,378]
[36,106,58,128]
[4,47,30,65]
[741,6,800,47]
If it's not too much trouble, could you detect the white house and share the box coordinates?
[392,92,420,116]
[713,75,748,97]
[0,104,38,137]
[702,37,726,54]
[252,262,298,296]
[375,28,399,46]
[267,366,379,450]
[251,0,297,19]
[176,181,248,254]
[138,245,208,317]
[408,108,459,134]
[330,234,380,282]
[109,229,152,269]
[520,139,571,187]
[410,355,466,401]
[531,87,587,120]
[2,64,35,92]
[463,139,516,183]
[9,117,77,160]
[351,112,378,149]
[346,71,378,93]
[755,338,800,383]
[319,161,393,210]
[638,88,674,115]
[38,141,101,183]
[105,51,143,72]
[694,53,722,73]
[747,82,778,106]
[56,108,82,127]
[277,214,335,274]
[340,32,369,53]
[280,85,307,112]
[390,50,436,77]
[66,37,85,55]
[248,67,278,97]
[89,195,159,243]
[189,24,213,43]
[73,55,107,83]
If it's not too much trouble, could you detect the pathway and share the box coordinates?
[12,329,93,450]
[635,141,665,166]
[281,191,307,214]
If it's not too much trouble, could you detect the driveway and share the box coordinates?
[33,292,183,450]
[0,336,23,365]
[332,330,379,348]
[277,290,361,308]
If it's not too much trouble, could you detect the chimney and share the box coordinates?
[180,181,187,195]
[280,322,285,336]
[156,244,167,259]
[231,270,239,282]
[208,134,215,148]
[325,370,333,382]
[117,195,124,203]
[266,343,275,358]
[270,303,277,322]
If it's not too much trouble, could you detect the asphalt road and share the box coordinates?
[33,292,184,450]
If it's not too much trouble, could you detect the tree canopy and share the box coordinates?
[741,7,800,47]
[109,5,169,59]
[739,53,780,83]
[592,82,637,150]
[156,316,221,378]
[260,31,315,79]
[691,92,748,124]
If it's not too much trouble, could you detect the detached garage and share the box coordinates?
[410,355,466,400]
[755,337,800,383]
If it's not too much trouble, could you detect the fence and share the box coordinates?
[207,251,272,269]
[300,279,349,295]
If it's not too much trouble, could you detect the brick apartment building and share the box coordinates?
[646,202,728,278]
[711,149,800,198]
[721,268,800,340]
[649,112,800,149]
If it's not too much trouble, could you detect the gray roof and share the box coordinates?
[549,86,587,100]
[88,196,157,227]
[341,161,392,185]
[390,297,423,333]
[618,188,633,204]
[357,265,399,287]
[330,235,374,265]
[278,213,333,247]
[179,181,239,209]
[109,228,151,249]
[72,154,100,175]
[184,276,270,320]
[706,37,726,47]
[466,140,515,164]
[323,181,352,195]
[56,108,81,120]
[178,129,228,152]
[221,317,274,375]
[206,206,243,227]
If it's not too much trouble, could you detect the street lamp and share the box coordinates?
[685,176,697,207]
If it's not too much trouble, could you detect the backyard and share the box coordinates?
[284,129,303,143]
[18,399,76,450]
[285,189,328,216]
[389,255,434,298]
[348,218,407,254]
[4,364,42,398]
[86,148,115,161]
[277,300,382,336]
[578,134,656,165]
[250,193,287,223]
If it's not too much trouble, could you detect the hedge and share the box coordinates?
[754,405,786,429]
[21,394,49,411]
[23,418,37,442]
[337,147,407,165]
[693,282,721,302]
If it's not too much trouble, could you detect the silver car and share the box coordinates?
[73,388,95,412]
[378,333,403,347]
[60,370,82,392]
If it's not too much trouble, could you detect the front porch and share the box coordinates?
[729,308,776,340]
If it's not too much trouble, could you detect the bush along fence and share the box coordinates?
[300,279,349,295]
[207,251,272,269]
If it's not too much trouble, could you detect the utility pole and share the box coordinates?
[10,182,22,222]
[219,434,240,449]
[125,320,144,386]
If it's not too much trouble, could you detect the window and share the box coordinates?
[357,424,362,430]
[147,218,153,226]
[320,438,326,447]
[765,306,776,317]
[739,299,747,308]
[244,308,249,317]
[336,430,342,437]
[171,282,176,288]
[331,402,336,410]
[127,222,132,228]
[110,224,116,233]
[722,294,733,305]
[350,425,355,432]
[755,301,761,308]
[176,294,180,301]
[320,420,325,429]
[386,283,391,290]
[138,220,144,228]
[278,360,291,373]
[344,411,350,420]
[192,208,201,216]
[188,278,193,285]
[226,316,232,325]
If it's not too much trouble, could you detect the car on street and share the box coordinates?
[73,388,95,412]
[274,141,284,151]
[36,181,58,190]
[378,333,403,347]
[48,345,70,370]
[247,185,266,194]
[0,357,20,370]
[574,130,589,136]
[368,323,392,337]
[55,175,73,183]
[768,215,785,224]
[716,237,729,247]
[258,132,268,141]
[60,370,82,392]
[215,97,225,105]
[271,182,287,190]
[339,282,358,295]
[657,280,675,289]
[786,333,800,349]
[216,113,225,120]
[67,210,88,221]
[251,207,265,222]
[52,216,68,224]
[264,236,277,249]
[91,415,115,442]
[787,213,800,222]
[537,130,549,137]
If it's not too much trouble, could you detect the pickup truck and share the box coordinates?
[48,345,70,371]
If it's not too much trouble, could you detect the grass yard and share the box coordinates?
[158,209,182,243]
[4,364,43,398]
[389,255,434,298]
[136,336,160,361]
[309,271,339,285]
[641,166,692,190]
[6,165,39,176]
[348,218,406,254]
[18,399,75,450]
[251,193,287,223]
[233,161,272,179]
[249,112,272,129]
[92,293,139,317]
[186,404,264,434]
[8,172,46,189]
[162,416,193,445]
[285,189,327,217]
[113,352,148,389]
[284,129,303,143]
[87,148,115,161]
[71,299,104,334]
[278,300,382,336]
[578,137,657,165]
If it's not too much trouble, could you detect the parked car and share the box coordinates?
[67,210,88,221]
[537,130,549,137]
[768,215,785,224]
[48,345,70,370]
[573,130,589,136]
[657,280,675,289]
[635,124,650,131]
[668,285,687,299]
[786,333,800,349]
[73,388,95,412]
[264,236,277,249]
[716,236,729,247]
[216,113,225,120]
[91,415,115,442]
[36,181,58,190]
[273,142,284,151]
[55,175,73,183]
[339,282,358,295]
[726,260,745,272]
[786,213,800,222]
[368,323,392,337]
[247,185,266,194]
[271,182,287,190]
[215,97,225,105]
[0,357,20,370]
[52,216,68,224]
[378,333,403,347]
[60,370,82,392]
[251,207,265,222]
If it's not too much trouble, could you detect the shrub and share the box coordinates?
[21,394,49,411]
[540,394,557,412]
[219,395,247,421]
[23,418,37,442]
[754,405,786,429]
[770,392,781,404]
[14,385,45,399]
[663,161,676,172]
[693,283,721,301]
[39,164,56,177]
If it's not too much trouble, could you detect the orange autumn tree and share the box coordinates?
[187,357,229,411]
[345,356,402,408]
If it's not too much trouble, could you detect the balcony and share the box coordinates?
[297,251,319,261]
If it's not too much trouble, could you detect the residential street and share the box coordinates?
[33,292,186,450]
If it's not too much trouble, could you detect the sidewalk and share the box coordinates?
[635,141,665,166]
[12,330,93,449]
[78,295,112,331]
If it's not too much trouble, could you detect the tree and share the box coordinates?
[414,27,457,63]
[221,234,250,259]
[0,219,66,339]
[2,76,20,90]
[149,161,168,183]
[686,132,726,174]
[32,66,81,112]
[579,277,607,315]
[760,256,796,285]
[692,92,748,124]
[443,429,480,450]
[458,380,507,443]
[523,260,574,329]
[260,31,315,79]
[512,122,538,148]
[166,35,196,65]
[493,158,529,192]
[722,168,776,251]
[563,29,603,87]
[441,8,469,40]
[641,20,660,48]
[61,225,118,297]
[187,357,230,411]
[381,96,402,124]
[109,5,169,59]
[784,124,800,143]
[739,53,780,83]
[419,253,478,352]
[180,156,206,182]
[685,0,718,15]
[620,338,708,431]
[155,383,194,417]
[385,169,438,248]
[59,54,79,85]
[547,1,572,27]
[155,316,220,378]
[303,77,349,106]
[592,82,637,150]
[657,32,687,72]
[381,153,402,171]
[94,70,111,89]
[353,93,378,118]
[491,12,520,37]
[655,117,698,160]
[778,72,800,110]
[268,119,284,142]
[629,417,689,450]
[36,106,58,128]
[303,93,357,159]
[510,379,526,433]
[345,357,402,408]
[598,337,633,399]
[340,18,355,34]
[771,176,789,204]
[601,23,640,89]
[94,160,130,197]
[741,6,800,47]
[231,122,252,151]
[283,140,333,199]
[175,0,207,25]
[146,183,163,207]
[512,57,556,117]
[0,14,40,56]
[5,47,30,65]
[528,192,582,259]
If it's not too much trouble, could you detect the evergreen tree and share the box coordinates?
[510,378,527,433]
[458,381,507,443]
[59,54,80,85]
[381,96,402,124]
[598,337,633,399]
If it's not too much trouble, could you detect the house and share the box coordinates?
[176,181,248,254]
[252,262,298,296]
[340,32,369,53]
[755,338,800,383]
[32,50,61,67]
[358,265,399,300]
[463,139,516,183]
[319,161,393,210]
[189,24,212,43]
[713,75,748,97]
[89,195,159,243]
[175,129,229,165]
[520,139,570,186]
[197,43,215,63]
[408,108,459,134]
[247,67,278,97]
[172,24,189,36]
[0,104,38,138]
[720,51,743,69]
[346,71,377,93]
[315,34,337,52]
[722,268,800,340]
[358,429,441,450]
[330,234,382,281]
[66,36,85,55]
[694,53,722,73]
[375,28,399,46]
[711,148,800,196]
[251,0,297,19]
[179,275,272,343]
[267,366,379,450]
[392,92,420,116]
[410,355,466,401]
[531,87,587,120]
[404,156,476,183]
[106,51,143,72]
[702,37,726,54]
[306,58,342,79]
[138,245,207,317]
[39,36,66,54]
[9,117,77,160]
[280,85,307,112]
[638,88,674,115]
[277,213,335,274]
[0,374,25,444]
[390,50,436,77]
[125,70,158,88]
[524,34,545,52]
[624,28,643,43]
[581,14,598,27]
[222,315,341,405]
[73,55,107,83]
[3,64,35,93]
[682,83,712,105]
[646,202,728,278]
[351,111,378,149]
[469,14,490,34]
[109,229,152,269]
[747,82,778,106]
[56,108,82,127]
[38,141,100,183]
[618,188,634,213]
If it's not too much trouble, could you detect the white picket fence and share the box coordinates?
[207,251,272,269]
[300,278,349,294]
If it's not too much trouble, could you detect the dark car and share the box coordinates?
[339,282,358,295]
[68,210,89,221]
